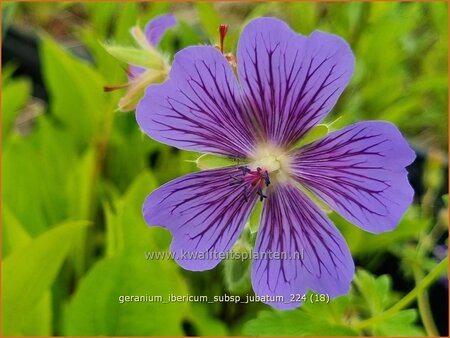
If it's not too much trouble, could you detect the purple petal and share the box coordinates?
[252,184,354,310]
[144,14,176,46]
[136,46,258,158]
[291,121,416,233]
[143,166,258,271]
[237,17,354,147]
[128,65,145,81]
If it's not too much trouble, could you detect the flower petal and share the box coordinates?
[143,167,258,271]
[252,184,354,309]
[291,121,416,233]
[136,46,258,158]
[144,14,176,46]
[237,17,354,147]
[128,64,145,80]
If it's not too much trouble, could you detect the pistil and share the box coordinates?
[230,166,271,202]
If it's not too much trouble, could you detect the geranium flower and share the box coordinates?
[136,17,415,309]
[104,14,176,112]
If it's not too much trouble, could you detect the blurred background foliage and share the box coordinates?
[1,1,448,336]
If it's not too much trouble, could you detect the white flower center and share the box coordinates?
[250,145,291,184]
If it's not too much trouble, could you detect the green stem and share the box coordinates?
[413,219,446,336]
[418,218,447,254]
[353,256,448,330]
[413,265,439,336]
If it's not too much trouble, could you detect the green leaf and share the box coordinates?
[105,114,155,190]
[64,254,188,335]
[223,240,252,294]
[286,2,317,34]
[2,205,53,335]
[120,170,169,252]
[66,147,97,220]
[103,200,121,258]
[19,293,52,336]
[40,36,106,150]
[243,295,359,336]
[104,170,172,258]
[102,44,164,70]
[352,270,394,315]
[195,3,222,42]
[114,3,139,43]
[78,29,125,94]
[2,116,78,237]
[160,20,203,55]
[373,309,425,336]
[442,194,448,208]
[145,144,197,189]
[2,221,90,335]
[2,203,31,257]
[32,117,78,223]
[352,269,426,336]
[333,205,429,256]
[84,2,119,38]
[2,77,31,142]
[2,137,49,235]
[186,304,228,336]
[2,2,17,38]
[1,63,18,85]
[66,148,98,276]
[242,2,278,24]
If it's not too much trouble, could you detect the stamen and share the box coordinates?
[231,166,271,202]
[256,188,267,202]
[238,166,251,177]
[105,63,144,92]
[264,170,271,186]
[103,83,130,92]
[219,24,228,54]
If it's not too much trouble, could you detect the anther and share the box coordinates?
[238,166,251,175]
[256,188,267,201]
[264,170,271,186]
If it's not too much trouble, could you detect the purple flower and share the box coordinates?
[104,14,176,112]
[136,17,415,309]
[127,14,176,81]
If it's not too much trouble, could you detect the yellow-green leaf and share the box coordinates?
[2,221,90,335]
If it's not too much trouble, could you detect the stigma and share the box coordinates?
[230,166,271,202]
[215,23,237,68]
